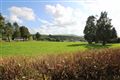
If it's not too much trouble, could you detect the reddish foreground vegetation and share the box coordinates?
[0,48,120,80]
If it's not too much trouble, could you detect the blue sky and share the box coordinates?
[1,0,120,36]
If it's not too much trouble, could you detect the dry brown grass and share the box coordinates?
[0,48,120,80]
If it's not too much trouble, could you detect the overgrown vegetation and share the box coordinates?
[0,48,120,80]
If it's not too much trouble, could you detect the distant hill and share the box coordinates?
[32,34,86,42]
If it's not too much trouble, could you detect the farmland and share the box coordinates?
[0,41,120,56]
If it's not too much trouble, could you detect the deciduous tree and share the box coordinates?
[20,26,30,41]
[35,32,41,40]
[4,22,13,42]
[12,22,21,40]
[111,27,117,39]
[0,13,5,39]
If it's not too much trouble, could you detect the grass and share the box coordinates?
[0,41,120,56]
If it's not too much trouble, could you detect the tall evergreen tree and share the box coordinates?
[84,15,96,44]
[96,12,113,46]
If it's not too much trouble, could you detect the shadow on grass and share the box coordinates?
[67,43,112,49]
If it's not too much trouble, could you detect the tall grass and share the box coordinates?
[0,48,120,80]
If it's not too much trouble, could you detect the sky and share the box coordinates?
[0,0,120,36]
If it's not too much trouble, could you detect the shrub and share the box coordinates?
[0,48,120,80]
[108,38,120,43]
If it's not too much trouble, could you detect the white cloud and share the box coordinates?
[77,0,120,36]
[38,18,52,25]
[10,1,119,36]
[10,15,22,23]
[46,4,80,27]
[9,6,36,23]
[36,4,87,36]
[36,0,120,36]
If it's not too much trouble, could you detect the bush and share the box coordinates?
[108,38,120,43]
[0,48,120,80]
[118,38,120,43]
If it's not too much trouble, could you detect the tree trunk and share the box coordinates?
[8,36,10,42]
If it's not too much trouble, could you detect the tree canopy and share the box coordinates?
[12,22,21,40]
[84,15,96,44]
[20,26,30,40]
[84,11,118,45]
[35,32,41,40]
[4,22,14,42]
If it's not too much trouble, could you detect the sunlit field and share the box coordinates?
[0,41,120,56]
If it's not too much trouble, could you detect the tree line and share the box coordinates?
[33,34,84,42]
[0,13,83,42]
[0,12,120,44]
[84,11,119,46]
[0,13,31,42]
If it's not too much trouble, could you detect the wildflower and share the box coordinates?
[22,76,26,79]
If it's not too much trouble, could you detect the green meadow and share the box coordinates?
[0,41,120,56]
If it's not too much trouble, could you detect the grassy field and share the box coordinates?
[0,42,120,80]
[0,41,120,56]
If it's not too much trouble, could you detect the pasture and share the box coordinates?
[0,41,120,56]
